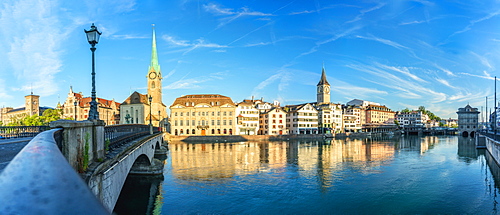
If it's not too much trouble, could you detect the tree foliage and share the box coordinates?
[6,109,69,126]
[400,106,442,121]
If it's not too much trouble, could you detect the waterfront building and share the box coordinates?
[365,104,395,124]
[396,111,429,129]
[0,92,51,125]
[169,94,236,136]
[120,26,167,127]
[342,105,363,132]
[440,118,458,127]
[235,99,261,135]
[346,99,380,107]
[315,103,344,134]
[456,104,480,137]
[259,107,287,135]
[119,91,150,124]
[61,87,120,125]
[285,103,318,134]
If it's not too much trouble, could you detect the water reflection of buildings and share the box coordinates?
[169,139,398,189]
[397,136,440,154]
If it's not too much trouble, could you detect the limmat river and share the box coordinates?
[114,136,500,214]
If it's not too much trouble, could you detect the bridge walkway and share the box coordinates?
[0,137,34,172]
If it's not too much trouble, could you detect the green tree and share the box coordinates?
[401,108,411,113]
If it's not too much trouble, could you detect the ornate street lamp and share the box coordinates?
[85,23,102,120]
[149,95,153,126]
[74,101,78,120]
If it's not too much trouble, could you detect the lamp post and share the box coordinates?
[85,23,102,120]
[74,101,78,120]
[149,96,153,126]
[149,95,153,134]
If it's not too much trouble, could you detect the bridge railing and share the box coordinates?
[104,124,160,151]
[0,128,108,214]
[0,126,50,139]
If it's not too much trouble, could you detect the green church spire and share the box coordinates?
[149,24,161,76]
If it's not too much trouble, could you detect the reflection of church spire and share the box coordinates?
[149,24,161,76]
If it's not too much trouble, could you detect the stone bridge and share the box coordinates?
[0,120,168,214]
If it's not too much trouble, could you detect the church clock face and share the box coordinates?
[149,72,157,79]
[324,86,330,94]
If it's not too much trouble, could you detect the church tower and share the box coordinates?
[25,92,40,116]
[146,25,166,126]
[317,65,331,104]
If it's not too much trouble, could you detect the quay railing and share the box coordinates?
[104,124,160,151]
[0,126,50,139]
[0,128,108,214]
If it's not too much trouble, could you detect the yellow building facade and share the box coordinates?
[170,94,236,135]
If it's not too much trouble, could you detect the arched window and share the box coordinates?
[152,81,155,88]
[224,129,227,134]
[175,129,178,135]
[192,129,196,135]
[212,129,215,134]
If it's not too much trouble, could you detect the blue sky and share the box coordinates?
[1,0,499,119]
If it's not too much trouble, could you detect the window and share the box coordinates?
[186,120,189,126]
[212,120,215,125]
[229,120,232,125]
[223,120,226,125]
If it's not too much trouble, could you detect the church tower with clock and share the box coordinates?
[317,65,331,104]
[147,25,166,126]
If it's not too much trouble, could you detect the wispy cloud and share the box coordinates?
[435,78,458,89]
[399,20,426,25]
[164,71,228,90]
[162,35,227,55]
[228,21,274,46]
[204,3,272,30]
[110,34,148,40]
[347,63,447,103]
[355,35,409,51]
[449,9,500,37]
[434,64,456,77]
[0,0,63,96]
[470,51,493,69]
[459,72,495,80]
[346,3,386,24]
[289,10,316,15]
[376,63,427,83]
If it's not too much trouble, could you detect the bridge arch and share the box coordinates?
[87,134,164,211]
[462,131,469,137]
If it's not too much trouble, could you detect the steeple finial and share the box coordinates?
[149,24,161,75]
[317,64,330,86]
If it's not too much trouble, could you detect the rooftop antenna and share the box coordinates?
[30,83,33,95]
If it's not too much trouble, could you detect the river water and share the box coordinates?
[114,136,500,214]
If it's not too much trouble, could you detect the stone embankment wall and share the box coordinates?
[483,135,500,166]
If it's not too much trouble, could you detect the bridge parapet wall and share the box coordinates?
[87,134,163,211]
[50,120,105,172]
